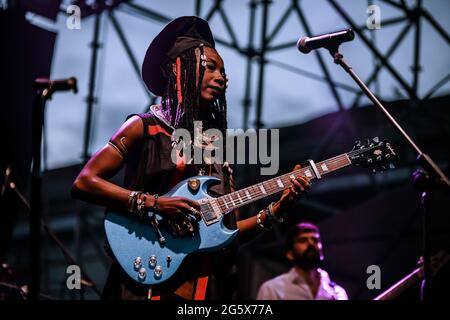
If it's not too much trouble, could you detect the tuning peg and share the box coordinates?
[364,138,373,148]
[386,143,396,156]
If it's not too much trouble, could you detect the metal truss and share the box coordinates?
[75,0,450,156]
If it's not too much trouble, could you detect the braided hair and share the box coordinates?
[161,46,228,141]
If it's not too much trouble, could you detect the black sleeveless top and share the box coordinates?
[102,106,239,300]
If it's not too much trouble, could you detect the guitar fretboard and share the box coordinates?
[212,153,351,214]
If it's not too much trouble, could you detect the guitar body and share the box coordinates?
[104,175,239,286]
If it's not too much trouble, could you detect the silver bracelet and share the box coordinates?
[127,191,140,214]
[268,202,284,223]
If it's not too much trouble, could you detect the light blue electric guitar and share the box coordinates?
[104,138,395,285]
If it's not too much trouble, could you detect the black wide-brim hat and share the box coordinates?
[142,16,216,96]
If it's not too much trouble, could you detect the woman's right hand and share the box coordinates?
[145,195,201,221]
[146,196,201,236]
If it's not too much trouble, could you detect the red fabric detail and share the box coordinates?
[176,57,183,105]
[148,125,171,138]
[194,276,209,300]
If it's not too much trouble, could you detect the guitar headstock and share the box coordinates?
[347,137,396,172]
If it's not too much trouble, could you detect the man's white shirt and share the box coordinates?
[256,267,348,300]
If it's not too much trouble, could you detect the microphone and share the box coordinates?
[297,29,355,54]
[33,77,78,94]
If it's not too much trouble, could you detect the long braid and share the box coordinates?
[161,64,178,126]
[179,48,198,137]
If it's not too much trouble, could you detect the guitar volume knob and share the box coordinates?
[154,266,163,279]
[138,267,146,281]
[149,255,157,268]
[133,257,142,270]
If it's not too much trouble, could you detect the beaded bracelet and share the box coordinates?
[137,193,146,213]
[256,209,273,229]
[256,210,266,229]
[127,191,158,218]
[127,191,140,214]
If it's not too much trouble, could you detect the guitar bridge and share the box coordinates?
[199,198,221,225]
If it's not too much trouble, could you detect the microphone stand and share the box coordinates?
[325,44,449,301]
[29,88,48,301]
[29,81,100,300]
[2,166,101,298]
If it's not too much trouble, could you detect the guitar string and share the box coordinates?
[204,145,390,215]
[215,156,350,209]
[218,144,390,211]
[213,157,351,213]
[210,147,384,210]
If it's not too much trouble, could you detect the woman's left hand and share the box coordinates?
[272,164,311,215]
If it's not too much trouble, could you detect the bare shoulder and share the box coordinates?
[110,115,145,154]
[111,115,144,140]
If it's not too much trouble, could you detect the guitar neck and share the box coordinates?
[373,268,421,300]
[214,153,352,213]
[373,251,449,300]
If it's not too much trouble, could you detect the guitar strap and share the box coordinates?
[169,149,186,189]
